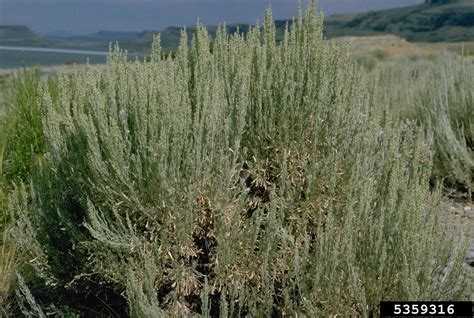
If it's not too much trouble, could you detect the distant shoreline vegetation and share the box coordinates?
[0,45,109,56]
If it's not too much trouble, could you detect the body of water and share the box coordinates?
[0,45,144,69]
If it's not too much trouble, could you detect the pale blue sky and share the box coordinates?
[0,0,424,34]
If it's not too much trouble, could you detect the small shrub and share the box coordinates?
[372,48,389,60]
[353,52,377,70]
[373,55,473,197]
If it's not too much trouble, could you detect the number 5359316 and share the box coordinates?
[394,303,454,315]
[380,301,472,317]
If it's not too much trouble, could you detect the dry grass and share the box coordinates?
[0,230,16,315]
[333,35,474,59]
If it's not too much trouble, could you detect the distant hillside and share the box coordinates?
[323,0,474,42]
[0,25,36,39]
[0,0,472,53]
[67,31,142,43]
[0,25,54,46]
[118,24,252,52]
[131,0,474,47]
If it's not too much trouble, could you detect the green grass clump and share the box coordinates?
[4,3,469,317]
[1,68,51,185]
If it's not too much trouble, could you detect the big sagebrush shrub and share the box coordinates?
[9,3,469,317]
[373,55,474,197]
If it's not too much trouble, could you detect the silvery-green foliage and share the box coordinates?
[373,55,474,196]
[15,273,45,318]
[10,2,468,316]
